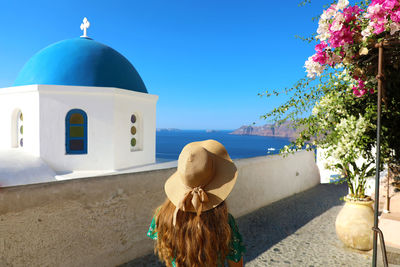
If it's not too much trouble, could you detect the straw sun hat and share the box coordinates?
[165,140,238,225]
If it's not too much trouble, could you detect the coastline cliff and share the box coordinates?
[230,121,299,139]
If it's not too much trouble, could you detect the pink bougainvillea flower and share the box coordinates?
[343,5,361,22]
[351,77,373,97]
[305,0,400,89]
[382,0,397,11]
[353,87,363,97]
[373,21,387,34]
[315,41,328,52]
[353,87,368,97]
[391,10,400,23]
[329,25,355,48]
[312,51,329,65]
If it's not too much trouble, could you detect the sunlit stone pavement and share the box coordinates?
[242,184,371,266]
[122,184,371,267]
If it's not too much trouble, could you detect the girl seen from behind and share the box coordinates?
[147,140,245,267]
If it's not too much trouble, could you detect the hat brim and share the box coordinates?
[165,142,238,212]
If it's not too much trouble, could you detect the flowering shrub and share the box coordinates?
[261,1,400,199]
[305,0,400,97]
[312,81,376,198]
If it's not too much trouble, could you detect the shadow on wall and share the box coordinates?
[120,183,347,266]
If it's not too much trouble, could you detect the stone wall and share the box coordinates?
[0,150,320,266]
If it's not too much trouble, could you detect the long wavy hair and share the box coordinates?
[154,198,231,267]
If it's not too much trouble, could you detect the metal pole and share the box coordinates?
[385,171,390,213]
[372,227,389,267]
[372,42,383,267]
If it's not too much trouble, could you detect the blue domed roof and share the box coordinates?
[14,37,147,93]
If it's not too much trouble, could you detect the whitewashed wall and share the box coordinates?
[0,85,41,156]
[0,151,320,267]
[316,148,340,184]
[38,85,115,171]
[317,148,376,196]
[38,85,158,171]
[0,85,158,172]
[228,150,321,217]
[113,90,157,170]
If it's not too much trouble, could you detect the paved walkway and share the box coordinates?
[122,184,372,266]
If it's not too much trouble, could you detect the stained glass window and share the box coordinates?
[130,114,138,150]
[66,109,87,154]
[130,126,137,135]
[17,110,23,148]
[70,113,84,124]
[131,138,136,147]
[131,114,136,123]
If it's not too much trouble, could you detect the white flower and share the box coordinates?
[321,7,337,20]
[336,0,349,11]
[326,6,337,18]
[320,11,329,21]
[331,20,343,31]
[335,12,345,22]
[361,25,373,40]
[304,56,325,78]
[317,31,331,41]
[317,19,331,41]
[366,4,382,18]
[390,22,400,35]
[359,47,369,55]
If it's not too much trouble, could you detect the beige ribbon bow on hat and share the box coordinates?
[172,186,209,226]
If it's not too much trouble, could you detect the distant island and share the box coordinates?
[156,128,181,132]
[230,121,299,140]
[157,129,220,133]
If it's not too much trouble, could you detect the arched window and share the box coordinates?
[66,109,87,154]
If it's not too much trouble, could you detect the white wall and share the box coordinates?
[228,150,321,217]
[0,85,41,156]
[0,151,320,266]
[38,85,115,171]
[113,90,158,170]
[38,85,158,172]
[0,85,158,172]
[316,148,340,183]
[0,149,56,186]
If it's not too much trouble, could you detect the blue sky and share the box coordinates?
[0,0,328,130]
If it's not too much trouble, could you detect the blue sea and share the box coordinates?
[156,130,291,161]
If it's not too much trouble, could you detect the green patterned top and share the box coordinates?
[147,213,246,266]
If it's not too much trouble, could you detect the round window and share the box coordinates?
[131,126,137,135]
[131,114,136,123]
[131,138,136,147]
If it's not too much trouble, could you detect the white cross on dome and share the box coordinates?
[80,17,90,38]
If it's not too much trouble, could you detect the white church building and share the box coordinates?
[0,19,158,186]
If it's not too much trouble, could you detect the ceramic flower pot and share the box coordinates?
[335,197,374,251]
